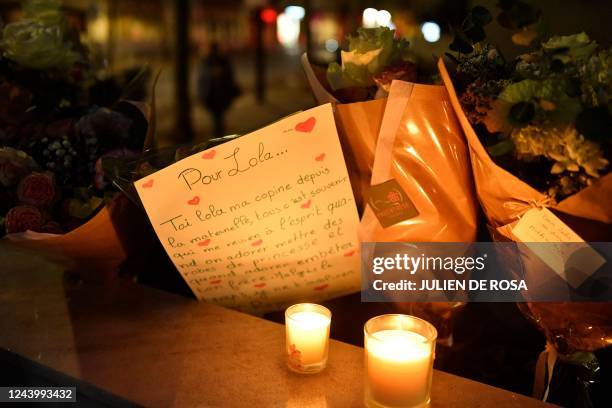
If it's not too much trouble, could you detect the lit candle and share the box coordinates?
[364,315,437,408]
[285,303,331,374]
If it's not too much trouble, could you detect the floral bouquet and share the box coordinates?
[438,3,611,406]
[303,27,477,345]
[0,0,149,281]
[302,27,416,212]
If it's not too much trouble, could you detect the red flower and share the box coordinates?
[5,205,44,234]
[17,172,56,207]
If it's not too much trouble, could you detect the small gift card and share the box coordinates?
[511,207,606,288]
[367,179,419,228]
[135,104,360,313]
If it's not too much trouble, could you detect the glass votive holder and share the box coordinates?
[285,303,331,374]
[364,314,437,408]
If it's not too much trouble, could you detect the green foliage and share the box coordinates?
[326,27,410,90]
[542,33,597,63]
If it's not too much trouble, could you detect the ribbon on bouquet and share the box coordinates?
[503,196,556,220]
[533,342,558,401]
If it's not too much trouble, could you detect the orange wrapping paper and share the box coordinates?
[302,53,387,213]
[334,99,386,213]
[438,59,612,229]
[360,81,478,242]
[438,58,612,354]
[359,81,478,341]
[3,195,132,282]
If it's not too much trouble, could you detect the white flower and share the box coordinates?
[1,19,79,71]
[511,126,608,197]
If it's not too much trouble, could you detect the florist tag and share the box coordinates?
[511,207,606,288]
[135,104,360,313]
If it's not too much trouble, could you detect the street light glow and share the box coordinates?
[421,21,441,42]
[325,39,339,52]
[376,10,391,27]
[285,6,305,21]
[362,8,378,28]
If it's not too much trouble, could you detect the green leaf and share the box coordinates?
[500,79,582,124]
[542,32,597,61]
[486,138,515,156]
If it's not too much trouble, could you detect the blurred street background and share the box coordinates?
[0,0,609,146]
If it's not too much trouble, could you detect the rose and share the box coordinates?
[0,147,38,187]
[76,108,133,143]
[5,205,44,234]
[17,172,56,207]
[0,19,79,71]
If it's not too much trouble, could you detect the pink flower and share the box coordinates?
[17,172,56,207]
[5,205,44,234]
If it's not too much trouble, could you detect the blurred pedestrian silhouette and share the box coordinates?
[197,42,240,137]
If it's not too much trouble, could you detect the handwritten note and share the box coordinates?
[135,104,360,313]
[512,207,606,288]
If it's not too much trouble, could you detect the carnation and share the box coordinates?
[5,205,44,234]
[17,171,56,207]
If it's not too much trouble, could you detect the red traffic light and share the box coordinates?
[260,8,277,24]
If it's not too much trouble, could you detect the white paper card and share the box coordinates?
[135,104,360,313]
[511,207,606,288]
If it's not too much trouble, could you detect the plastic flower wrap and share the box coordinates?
[450,31,610,202]
[439,4,612,406]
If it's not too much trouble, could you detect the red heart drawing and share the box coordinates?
[314,284,329,291]
[254,283,266,288]
[251,239,263,247]
[295,117,316,133]
[188,196,200,205]
[142,179,154,188]
[210,279,222,285]
[344,250,357,257]
[315,153,326,161]
[202,150,216,159]
[197,239,211,247]
[301,199,312,209]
